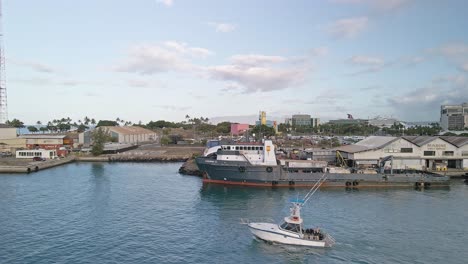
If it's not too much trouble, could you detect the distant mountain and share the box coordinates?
[209,115,285,125]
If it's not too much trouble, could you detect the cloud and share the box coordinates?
[461,63,468,73]
[433,43,468,58]
[207,54,307,93]
[11,77,83,87]
[346,55,387,74]
[154,105,191,111]
[360,85,381,91]
[156,0,173,7]
[310,47,329,57]
[112,41,211,75]
[330,0,411,11]
[9,58,56,73]
[387,74,468,120]
[327,17,369,38]
[208,22,237,33]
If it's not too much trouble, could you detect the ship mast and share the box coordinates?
[0,0,7,124]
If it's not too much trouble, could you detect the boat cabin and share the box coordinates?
[280,222,302,233]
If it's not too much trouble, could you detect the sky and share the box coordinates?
[3,0,468,124]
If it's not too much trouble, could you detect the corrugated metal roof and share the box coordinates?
[401,136,437,147]
[335,144,369,153]
[101,126,156,135]
[439,136,468,147]
[355,136,397,149]
[19,134,67,139]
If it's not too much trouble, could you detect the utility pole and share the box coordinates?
[0,0,7,124]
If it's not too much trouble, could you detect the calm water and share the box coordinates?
[0,162,467,264]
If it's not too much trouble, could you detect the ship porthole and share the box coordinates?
[266,167,273,173]
[239,166,246,173]
[345,181,351,187]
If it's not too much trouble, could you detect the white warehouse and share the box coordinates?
[336,136,468,171]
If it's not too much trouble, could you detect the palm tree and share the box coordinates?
[36,121,42,125]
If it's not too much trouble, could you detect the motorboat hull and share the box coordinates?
[248,223,332,248]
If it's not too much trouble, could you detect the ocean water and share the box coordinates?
[0,162,467,264]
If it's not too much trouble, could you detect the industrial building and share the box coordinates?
[96,126,158,144]
[16,149,57,159]
[0,124,26,151]
[19,134,72,156]
[336,136,468,171]
[255,111,278,132]
[440,103,468,131]
[230,123,250,136]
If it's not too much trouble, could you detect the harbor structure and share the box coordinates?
[336,136,468,170]
[440,103,468,131]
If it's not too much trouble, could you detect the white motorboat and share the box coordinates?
[247,174,335,248]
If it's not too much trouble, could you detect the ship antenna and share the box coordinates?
[301,172,328,206]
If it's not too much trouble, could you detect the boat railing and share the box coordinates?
[325,234,336,247]
[240,217,275,224]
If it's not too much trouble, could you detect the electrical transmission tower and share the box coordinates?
[0,0,7,124]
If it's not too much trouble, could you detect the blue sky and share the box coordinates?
[4,0,468,124]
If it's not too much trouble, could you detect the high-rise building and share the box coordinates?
[440,103,468,131]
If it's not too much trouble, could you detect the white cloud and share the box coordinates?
[310,47,329,57]
[461,63,468,73]
[435,43,468,58]
[346,55,387,74]
[208,22,237,33]
[327,17,368,38]
[387,75,468,120]
[207,54,307,93]
[9,58,56,73]
[230,54,286,67]
[112,41,211,74]
[156,0,173,7]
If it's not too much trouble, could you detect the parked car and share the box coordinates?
[32,157,46,161]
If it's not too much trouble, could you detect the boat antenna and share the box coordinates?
[301,172,328,206]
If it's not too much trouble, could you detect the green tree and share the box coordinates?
[96,120,119,127]
[160,136,171,145]
[251,125,276,138]
[215,121,231,134]
[27,126,38,133]
[91,128,111,156]
[39,127,48,133]
[6,118,25,128]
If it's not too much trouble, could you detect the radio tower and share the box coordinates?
[0,0,7,124]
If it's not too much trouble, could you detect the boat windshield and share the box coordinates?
[280,222,301,233]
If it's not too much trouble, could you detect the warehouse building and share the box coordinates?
[336,136,468,171]
[78,126,159,146]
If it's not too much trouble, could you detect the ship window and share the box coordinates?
[424,151,435,156]
[400,148,413,153]
[236,146,239,150]
[260,147,263,150]
[248,146,251,150]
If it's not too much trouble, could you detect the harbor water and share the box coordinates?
[0,162,467,264]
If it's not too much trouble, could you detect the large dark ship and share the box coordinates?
[195,140,450,188]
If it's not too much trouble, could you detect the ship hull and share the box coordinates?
[196,158,450,188]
